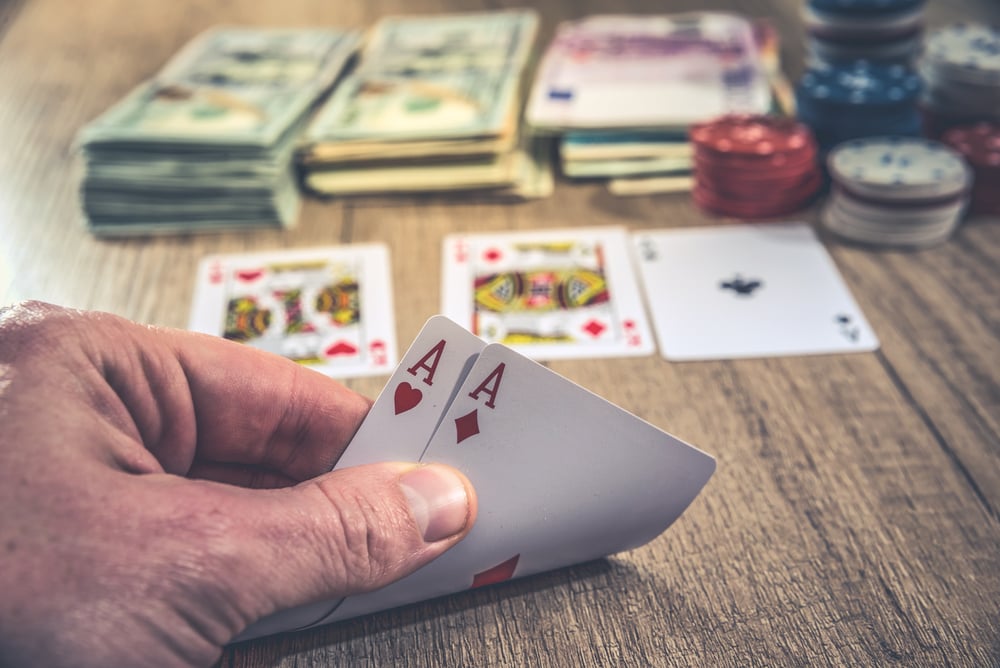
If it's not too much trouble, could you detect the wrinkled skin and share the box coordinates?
[0,301,475,667]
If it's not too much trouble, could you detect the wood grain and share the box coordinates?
[1,1,998,667]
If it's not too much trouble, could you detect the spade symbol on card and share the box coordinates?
[325,340,359,357]
[835,314,860,342]
[720,274,763,297]
[393,382,423,415]
[471,555,520,589]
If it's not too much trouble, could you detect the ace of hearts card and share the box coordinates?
[189,245,397,378]
[441,227,655,360]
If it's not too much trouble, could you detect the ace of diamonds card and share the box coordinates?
[442,227,655,360]
[189,245,397,378]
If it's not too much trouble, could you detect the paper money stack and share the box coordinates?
[524,13,775,196]
[77,28,360,236]
[298,10,551,199]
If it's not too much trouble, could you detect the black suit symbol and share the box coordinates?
[835,314,860,342]
[720,274,763,296]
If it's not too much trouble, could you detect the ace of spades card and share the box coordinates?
[442,227,655,361]
[631,223,880,361]
[237,318,714,640]
[188,245,397,378]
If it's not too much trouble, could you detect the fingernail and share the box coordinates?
[399,464,470,543]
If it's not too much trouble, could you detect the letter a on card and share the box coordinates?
[334,316,486,470]
[454,360,505,444]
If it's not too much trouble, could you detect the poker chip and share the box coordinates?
[942,122,1000,216]
[804,0,925,66]
[808,0,924,16]
[690,115,822,220]
[796,61,922,152]
[919,24,1000,136]
[821,136,972,247]
[798,61,922,107]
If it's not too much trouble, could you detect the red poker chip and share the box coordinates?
[697,168,821,201]
[694,138,817,167]
[694,147,817,174]
[942,123,1000,169]
[694,155,818,184]
[690,114,814,157]
[692,178,821,219]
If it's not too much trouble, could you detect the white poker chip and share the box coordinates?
[827,136,972,200]
[832,189,966,225]
[821,199,963,249]
[924,23,1000,85]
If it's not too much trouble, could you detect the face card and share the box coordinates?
[441,227,655,360]
[631,223,880,361]
[189,245,397,378]
[322,342,715,623]
[334,316,487,470]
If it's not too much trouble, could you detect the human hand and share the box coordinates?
[0,301,476,667]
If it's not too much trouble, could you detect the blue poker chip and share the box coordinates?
[797,61,922,107]
[809,0,925,16]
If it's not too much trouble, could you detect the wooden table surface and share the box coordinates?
[2,0,998,666]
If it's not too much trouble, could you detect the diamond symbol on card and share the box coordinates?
[454,409,480,444]
[582,319,606,338]
[471,554,520,589]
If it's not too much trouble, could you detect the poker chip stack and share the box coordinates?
[689,115,822,219]
[942,123,1000,216]
[919,23,1000,139]
[802,0,926,66]
[795,60,922,153]
[822,137,973,248]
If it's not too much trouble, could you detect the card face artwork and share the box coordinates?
[442,227,655,360]
[631,223,880,361]
[334,316,487,469]
[322,342,715,623]
[189,246,397,378]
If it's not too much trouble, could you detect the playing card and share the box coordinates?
[188,245,397,378]
[334,316,487,469]
[313,342,715,625]
[235,316,486,640]
[631,223,880,361]
[442,227,655,360]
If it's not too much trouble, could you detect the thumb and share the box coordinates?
[191,462,476,625]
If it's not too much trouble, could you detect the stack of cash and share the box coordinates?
[77,28,360,236]
[524,13,773,194]
[298,10,551,199]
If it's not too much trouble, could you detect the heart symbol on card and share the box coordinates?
[393,382,423,415]
[325,341,358,357]
[236,269,264,282]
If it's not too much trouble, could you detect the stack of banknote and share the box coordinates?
[77,28,360,235]
[298,10,551,199]
[524,13,775,194]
